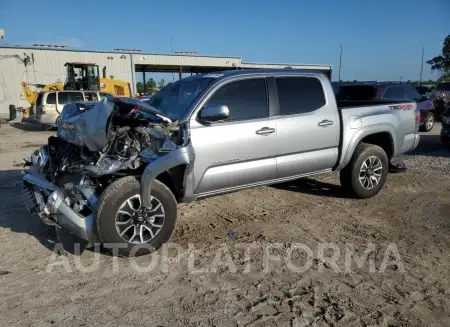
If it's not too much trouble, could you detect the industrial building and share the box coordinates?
[0,45,332,119]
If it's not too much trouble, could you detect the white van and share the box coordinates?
[34,90,114,125]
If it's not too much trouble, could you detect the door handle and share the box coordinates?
[256,127,276,135]
[318,120,334,127]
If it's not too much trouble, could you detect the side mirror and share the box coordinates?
[198,104,229,123]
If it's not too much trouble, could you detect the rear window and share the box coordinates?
[406,86,420,101]
[336,85,377,100]
[436,82,450,91]
[46,93,56,105]
[382,86,407,100]
[276,77,325,115]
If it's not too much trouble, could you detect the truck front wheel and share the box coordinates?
[96,177,177,256]
[340,143,389,199]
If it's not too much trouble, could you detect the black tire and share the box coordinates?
[340,143,389,199]
[96,176,177,256]
[9,105,16,121]
[420,112,434,132]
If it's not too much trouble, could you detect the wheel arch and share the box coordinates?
[140,146,194,208]
[337,126,396,170]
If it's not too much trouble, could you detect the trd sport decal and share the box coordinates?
[389,104,414,111]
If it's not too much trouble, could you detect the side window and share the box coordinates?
[46,93,56,105]
[382,86,406,100]
[114,85,125,96]
[276,77,325,115]
[84,92,99,101]
[58,92,84,104]
[57,92,69,105]
[71,92,84,103]
[206,78,267,121]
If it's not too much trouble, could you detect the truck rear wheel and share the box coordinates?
[96,176,177,256]
[340,143,388,199]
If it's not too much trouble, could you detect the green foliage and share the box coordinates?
[426,34,450,78]
[158,79,166,89]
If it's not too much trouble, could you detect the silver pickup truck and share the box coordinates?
[23,69,420,255]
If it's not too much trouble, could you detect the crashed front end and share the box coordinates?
[22,97,193,243]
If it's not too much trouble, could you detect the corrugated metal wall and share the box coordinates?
[0,48,133,119]
[0,46,332,119]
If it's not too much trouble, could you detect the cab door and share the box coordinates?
[190,77,277,195]
[273,76,340,178]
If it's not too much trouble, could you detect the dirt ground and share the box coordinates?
[0,123,449,327]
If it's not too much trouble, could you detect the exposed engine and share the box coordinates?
[25,97,180,226]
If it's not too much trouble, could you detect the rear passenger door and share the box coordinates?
[274,76,340,178]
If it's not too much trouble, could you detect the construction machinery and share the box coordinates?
[22,62,131,108]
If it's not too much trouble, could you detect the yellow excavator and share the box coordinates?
[22,62,131,117]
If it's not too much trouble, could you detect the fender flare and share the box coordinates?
[337,125,397,170]
[140,147,194,207]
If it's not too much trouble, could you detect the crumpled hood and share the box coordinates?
[113,97,172,123]
[57,97,172,152]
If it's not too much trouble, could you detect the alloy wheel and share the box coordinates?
[115,194,165,244]
[359,156,383,190]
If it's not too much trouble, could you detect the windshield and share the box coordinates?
[436,82,450,91]
[148,76,215,120]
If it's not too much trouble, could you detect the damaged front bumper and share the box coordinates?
[22,170,100,244]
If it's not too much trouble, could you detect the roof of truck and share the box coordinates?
[203,68,329,77]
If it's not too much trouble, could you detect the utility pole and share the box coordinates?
[419,46,424,85]
[338,43,343,82]
[171,36,175,81]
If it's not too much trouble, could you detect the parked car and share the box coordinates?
[32,90,114,125]
[432,82,450,118]
[23,70,419,255]
[441,114,450,145]
[337,82,436,132]
[415,86,432,99]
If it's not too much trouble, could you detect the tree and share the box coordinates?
[136,82,144,94]
[426,35,450,79]
[158,79,166,89]
[146,78,157,92]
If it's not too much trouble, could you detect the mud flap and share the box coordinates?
[389,160,407,173]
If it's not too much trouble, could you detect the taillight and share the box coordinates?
[415,110,420,122]
[414,110,420,132]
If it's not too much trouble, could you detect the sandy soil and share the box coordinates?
[0,122,449,327]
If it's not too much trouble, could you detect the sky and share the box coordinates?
[0,0,449,82]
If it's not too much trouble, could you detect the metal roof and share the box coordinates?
[0,44,242,59]
[0,45,331,70]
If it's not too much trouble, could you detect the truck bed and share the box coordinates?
[334,99,418,171]
[337,100,413,109]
